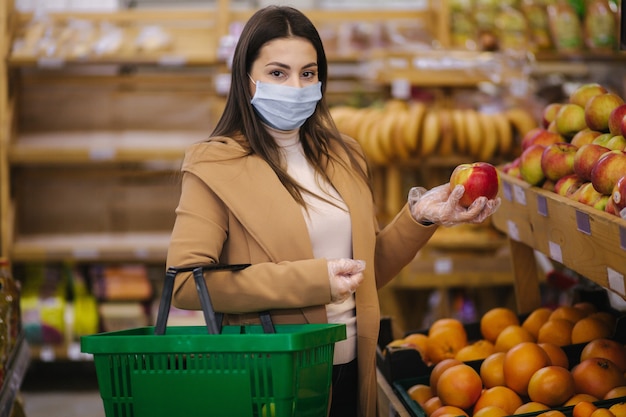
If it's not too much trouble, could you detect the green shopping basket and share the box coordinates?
[81,264,346,417]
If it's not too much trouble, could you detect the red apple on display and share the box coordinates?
[449,162,500,208]
[521,128,565,150]
[608,103,626,136]
[571,182,605,206]
[585,92,625,133]
[570,129,602,147]
[591,133,626,151]
[573,143,611,181]
[542,103,563,128]
[606,197,619,215]
[520,144,547,185]
[541,142,578,181]
[590,150,626,194]
[569,83,608,108]
[501,158,521,178]
[554,174,586,197]
[611,175,626,212]
[555,103,587,138]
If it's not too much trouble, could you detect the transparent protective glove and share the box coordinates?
[408,183,501,227]
[327,258,366,304]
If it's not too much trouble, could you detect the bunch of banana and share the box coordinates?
[330,101,538,165]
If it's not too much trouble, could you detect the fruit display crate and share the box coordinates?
[491,171,626,311]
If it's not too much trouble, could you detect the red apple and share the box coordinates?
[542,103,563,128]
[591,133,626,151]
[501,158,521,177]
[521,128,565,151]
[554,174,586,197]
[571,182,605,205]
[606,197,619,215]
[520,144,547,185]
[569,82,608,108]
[555,103,587,138]
[590,150,626,195]
[585,92,625,133]
[608,103,626,136]
[541,142,578,181]
[449,162,500,208]
[570,128,602,147]
[610,175,626,212]
[573,143,611,181]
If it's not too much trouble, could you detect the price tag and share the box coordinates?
[620,225,626,250]
[67,342,82,361]
[158,55,187,67]
[513,184,526,206]
[434,258,453,274]
[390,57,408,68]
[575,210,591,235]
[536,195,548,217]
[548,241,563,263]
[502,182,513,202]
[507,220,520,241]
[89,147,116,161]
[134,248,150,259]
[607,268,625,296]
[37,57,65,69]
[391,79,411,100]
[40,345,55,362]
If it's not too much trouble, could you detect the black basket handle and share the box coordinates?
[154,263,276,335]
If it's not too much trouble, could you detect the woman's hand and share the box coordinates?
[408,184,501,227]
[327,258,365,304]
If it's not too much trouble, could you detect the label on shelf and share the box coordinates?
[576,210,592,235]
[158,55,187,67]
[507,220,520,241]
[434,257,453,274]
[39,345,55,362]
[72,248,100,259]
[513,184,527,206]
[607,267,625,296]
[89,147,116,161]
[537,195,548,217]
[37,57,65,69]
[502,182,513,202]
[548,241,563,264]
[620,225,626,250]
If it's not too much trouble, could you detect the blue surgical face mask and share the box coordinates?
[249,77,322,131]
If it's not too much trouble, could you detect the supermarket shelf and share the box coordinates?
[11,231,170,262]
[9,130,203,164]
[0,335,30,417]
[492,172,626,311]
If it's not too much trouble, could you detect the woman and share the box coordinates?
[166,6,500,417]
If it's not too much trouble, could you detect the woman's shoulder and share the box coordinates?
[183,136,249,167]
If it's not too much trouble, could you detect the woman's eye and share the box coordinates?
[302,71,316,79]
[269,70,284,78]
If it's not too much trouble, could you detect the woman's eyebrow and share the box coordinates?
[264,62,318,69]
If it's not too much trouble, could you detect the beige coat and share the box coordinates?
[166,135,437,417]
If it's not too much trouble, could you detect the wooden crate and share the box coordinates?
[492,172,626,308]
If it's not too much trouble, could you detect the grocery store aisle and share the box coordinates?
[20,361,105,417]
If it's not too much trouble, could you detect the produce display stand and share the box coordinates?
[491,171,626,312]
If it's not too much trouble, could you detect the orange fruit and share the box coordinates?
[538,342,569,368]
[455,340,495,362]
[573,401,598,417]
[473,406,509,417]
[528,365,576,407]
[429,318,466,336]
[590,409,617,417]
[480,352,506,389]
[430,359,462,396]
[503,342,551,396]
[565,393,600,406]
[428,327,468,364]
[609,402,626,417]
[436,363,483,410]
[572,357,626,399]
[514,402,550,414]
[581,339,626,373]
[538,411,567,417]
[537,318,574,346]
[404,333,431,362]
[430,405,469,417]
[571,317,612,344]
[423,396,443,416]
[473,385,523,415]
[494,325,535,352]
[605,386,626,400]
[481,307,520,343]
[588,311,617,330]
[522,307,553,339]
[407,384,434,406]
[549,305,588,323]
[537,409,566,417]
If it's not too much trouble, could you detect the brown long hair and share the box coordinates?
[211,5,371,207]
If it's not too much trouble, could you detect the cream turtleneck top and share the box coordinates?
[269,126,357,365]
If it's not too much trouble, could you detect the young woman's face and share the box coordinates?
[249,37,318,94]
